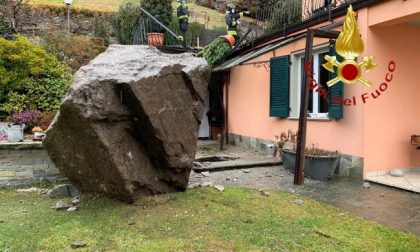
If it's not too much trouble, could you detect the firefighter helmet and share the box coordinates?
[227,3,235,12]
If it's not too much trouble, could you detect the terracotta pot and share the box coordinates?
[147,33,164,46]
[218,35,235,47]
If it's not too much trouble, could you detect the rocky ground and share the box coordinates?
[189,166,420,236]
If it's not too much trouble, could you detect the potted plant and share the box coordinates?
[200,38,232,66]
[276,130,341,180]
[141,0,173,46]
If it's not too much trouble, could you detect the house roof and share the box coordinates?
[213,21,342,72]
[213,35,304,72]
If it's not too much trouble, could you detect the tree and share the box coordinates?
[113,1,141,44]
[140,0,173,32]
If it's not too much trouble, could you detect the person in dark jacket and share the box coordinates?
[225,3,249,46]
[177,0,188,47]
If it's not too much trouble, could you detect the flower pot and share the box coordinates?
[147,32,164,46]
[218,35,235,47]
[1,123,25,142]
[281,149,341,180]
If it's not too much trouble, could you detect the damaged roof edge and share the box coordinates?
[213,21,343,72]
[213,35,303,72]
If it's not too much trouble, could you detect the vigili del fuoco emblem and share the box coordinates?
[323,5,376,87]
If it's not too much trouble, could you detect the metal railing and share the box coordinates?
[302,0,349,20]
[130,1,354,52]
[234,0,354,51]
[132,7,187,50]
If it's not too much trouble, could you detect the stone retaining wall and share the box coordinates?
[0,142,60,188]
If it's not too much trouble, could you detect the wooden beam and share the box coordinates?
[294,28,339,185]
[294,29,314,185]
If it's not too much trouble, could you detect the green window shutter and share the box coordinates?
[328,46,344,119]
[270,55,290,118]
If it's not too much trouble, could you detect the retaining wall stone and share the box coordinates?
[0,142,61,188]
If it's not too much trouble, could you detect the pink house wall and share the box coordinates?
[226,0,420,175]
[228,36,365,157]
[363,22,420,173]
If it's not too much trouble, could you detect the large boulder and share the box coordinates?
[44,45,210,202]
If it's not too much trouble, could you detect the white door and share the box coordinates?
[198,94,210,138]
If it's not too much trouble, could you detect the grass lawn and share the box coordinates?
[1,187,418,251]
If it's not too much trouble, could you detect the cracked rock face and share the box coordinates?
[44,45,210,202]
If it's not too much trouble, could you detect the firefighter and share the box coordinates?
[225,3,250,46]
[177,0,189,47]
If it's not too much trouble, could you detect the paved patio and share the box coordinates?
[194,142,280,171]
[366,169,420,193]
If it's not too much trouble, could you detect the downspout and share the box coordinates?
[219,71,230,151]
[226,72,230,145]
[219,73,225,150]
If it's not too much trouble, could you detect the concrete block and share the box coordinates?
[0,165,21,171]
[228,134,236,145]
[0,149,9,155]
[249,138,258,150]
[349,166,363,180]
[21,153,47,160]
[0,154,21,163]
[352,156,363,169]
[0,170,16,177]
[9,178,38,188]
[349,156,363,180]
[16,171,33,177]
[340,154,352,162]
[241,136,250,148]
[30,149,46,155]
[8,150,30,155]
[20,164,48,171]
[337,158,351,176]
[234,135,241,146]
[33,169,46,178]
[18,158,44,165]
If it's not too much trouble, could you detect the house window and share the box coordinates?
[295,50,330,119]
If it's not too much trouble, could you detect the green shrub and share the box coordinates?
[93,12,111,46]
[201,38,231,66]
[186,22,203,47]
[113,1,141,44]
[140,0,173,33]
[0,35,72,114]
[40,32,106,72]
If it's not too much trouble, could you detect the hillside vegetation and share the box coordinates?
[29,0,253,28]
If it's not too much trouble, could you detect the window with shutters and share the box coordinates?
[271,45,343,120]
[270,56,290,118]
[288,45,344,120]
[296,51,330,119]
